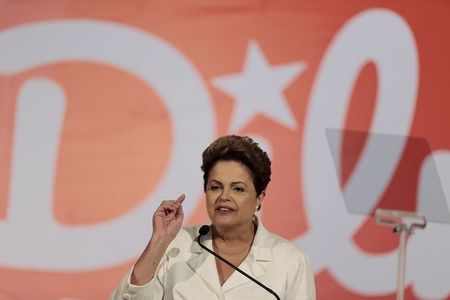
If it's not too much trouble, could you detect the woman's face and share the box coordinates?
[205,160,263,230]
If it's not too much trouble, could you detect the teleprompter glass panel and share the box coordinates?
[325,128,450,223]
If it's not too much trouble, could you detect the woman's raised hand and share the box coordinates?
[129,194,186,286]
[152,194,185,242]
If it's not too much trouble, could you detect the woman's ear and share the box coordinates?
[256,191,265,211]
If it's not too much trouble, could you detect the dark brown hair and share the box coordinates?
[201,135,271,197]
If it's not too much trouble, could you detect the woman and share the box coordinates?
[110,135,316,299]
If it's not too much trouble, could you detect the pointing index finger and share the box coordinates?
[176,194,185,204]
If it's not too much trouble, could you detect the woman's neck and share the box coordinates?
[212,221,256,245]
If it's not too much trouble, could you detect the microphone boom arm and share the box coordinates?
[197,233,280,300]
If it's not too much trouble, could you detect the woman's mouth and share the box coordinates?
[215,206,235,213]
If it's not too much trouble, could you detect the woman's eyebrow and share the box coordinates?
[208,179,222,184]
[231,181,247,186]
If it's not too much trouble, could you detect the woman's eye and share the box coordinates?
[233,186,245,193]
[210,185,220,191]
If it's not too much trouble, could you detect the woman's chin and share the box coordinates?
[211,214,237,227]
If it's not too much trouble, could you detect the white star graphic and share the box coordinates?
[211,40,307,132]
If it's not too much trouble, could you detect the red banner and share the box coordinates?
[1,1,449,299]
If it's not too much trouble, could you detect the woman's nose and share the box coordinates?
[218,187,231,201]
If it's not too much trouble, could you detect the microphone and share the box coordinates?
[197,225,280,300]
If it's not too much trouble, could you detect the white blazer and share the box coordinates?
[110,218,316,300]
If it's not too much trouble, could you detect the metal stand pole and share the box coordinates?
[375,209,426,300]
[395,225,409,300]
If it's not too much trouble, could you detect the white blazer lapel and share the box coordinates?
[221,230,273,292]
[185,232,223,297]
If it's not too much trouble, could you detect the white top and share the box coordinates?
[110,217,316,300]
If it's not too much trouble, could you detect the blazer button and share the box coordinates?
[122,294,130,300]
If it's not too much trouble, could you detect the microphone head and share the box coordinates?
[199,225,210,236]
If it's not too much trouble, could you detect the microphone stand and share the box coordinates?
[197,227,280,300]
[375,209,426,300]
